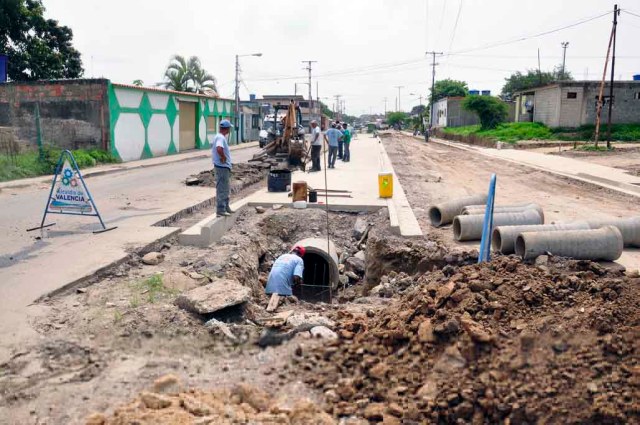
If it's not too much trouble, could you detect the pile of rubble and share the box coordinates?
[86,375,335,425]
[301,256,639,423]
[185,163,268,190]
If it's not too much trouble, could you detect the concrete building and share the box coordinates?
[0,79,235,162]
[431,96,480,128]
[514,80,640,127]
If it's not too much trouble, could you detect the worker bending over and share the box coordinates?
[265,246,306,311]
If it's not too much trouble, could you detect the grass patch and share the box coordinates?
[576,145,614,152]
[132,274,176,304]
[441,122,640,143]
[0,147,119,182]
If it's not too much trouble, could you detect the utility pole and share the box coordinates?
[394,86,404,111]
[426,51,443,130]
[594,6,617,148]
[606,5,620,148]
[234,54,240,144]
[234,53,262,144]
[302,60,317,130]
[334,94,342,121]
[561,42,570,79]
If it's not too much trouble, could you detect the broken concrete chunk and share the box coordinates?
[180,394,213,416]
[345,271,360,281]
[152,374,182,395]
[140,391,172,409]
[175,280,250,314]
[353,217,368,240]
[310,326,338,340]
[255,206,266,214]
[204,318,238,342]
[354,250,366,261]
[346,257,365,274]
[141,252,165,265]
[272,204,283,210]
[287,313,335,329]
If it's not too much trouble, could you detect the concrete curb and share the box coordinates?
[0,141,259,190]
[420,136,640,199]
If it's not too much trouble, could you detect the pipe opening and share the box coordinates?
[293,253,332,303]
[453,217,462,241]
[429,207,442,227]
[492,228,502,252]
[515,235,526,258]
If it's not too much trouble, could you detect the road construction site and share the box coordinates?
[0,132,638,424]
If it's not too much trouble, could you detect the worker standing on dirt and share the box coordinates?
[309,120,322,172]
[324,123,342,169]
[342,123,352,162]
[213,119,234,217]
[264,246,306,311]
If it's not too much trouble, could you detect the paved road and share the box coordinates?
[0,147,258,362]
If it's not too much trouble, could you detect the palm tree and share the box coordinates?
[132,79,144,86]
[163,55,191,92]
[189,57,217,94]
[162,55,217,94]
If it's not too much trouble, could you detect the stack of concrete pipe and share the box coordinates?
[428,194,488,227]
[515,226,623,261]
[453,209,543,241]
[493,216,639,262]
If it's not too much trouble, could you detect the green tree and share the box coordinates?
[387,111,408,127]
[429,79,468,103]
[501,68,573,99]
[462,95,508,130]
[0,0,83,81]
[132,79,144,86]
[319,101,334,119]
[162,55,217,93]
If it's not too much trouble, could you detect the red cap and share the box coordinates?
[292,246,306,256]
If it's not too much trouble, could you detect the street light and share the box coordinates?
[235,53,262,144]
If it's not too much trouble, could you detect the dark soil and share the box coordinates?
[301,256,640,424]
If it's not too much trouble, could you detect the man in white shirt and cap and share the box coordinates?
[212,119,234,217]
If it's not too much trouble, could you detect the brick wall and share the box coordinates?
[0,79,110,151]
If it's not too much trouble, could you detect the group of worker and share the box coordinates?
[308,120,354,172]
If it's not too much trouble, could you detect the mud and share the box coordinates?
[302,256,640,424]
[187,163,268,190]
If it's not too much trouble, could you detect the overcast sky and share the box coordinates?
[44,0,640,116]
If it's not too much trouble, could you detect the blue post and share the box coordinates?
[478,174,497,263]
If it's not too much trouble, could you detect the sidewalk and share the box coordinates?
[0,141,259,191]
[179,134,423,247]
[430,137,640,198]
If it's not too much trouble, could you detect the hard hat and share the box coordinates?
[219,119,232,129]
[292,246,306,256]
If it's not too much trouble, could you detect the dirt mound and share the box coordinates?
[87,378,335,425]
[301,256,640,424]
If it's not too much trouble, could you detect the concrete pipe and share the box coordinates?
[295,238,340,296]
[586,217,640,247]
[428,194,488,227]
[453,209,543,242]
[515,225,623,261]
[492,222,590,254]
[462,203,545,222]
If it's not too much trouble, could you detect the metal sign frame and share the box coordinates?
[27,150,116,234]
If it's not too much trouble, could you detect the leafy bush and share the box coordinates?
[462,95,508,130]
[0,147,120,182]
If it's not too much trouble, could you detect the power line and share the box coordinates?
[447,0,464,53]
[622,9,640,19]
[447,10,610,55]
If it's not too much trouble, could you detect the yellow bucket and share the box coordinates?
[378,172,393,198]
